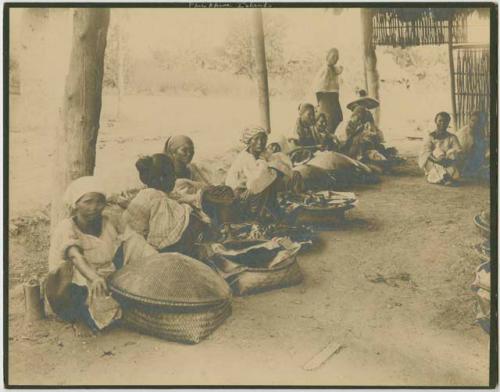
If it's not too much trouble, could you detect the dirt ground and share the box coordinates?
[7,165,491,387]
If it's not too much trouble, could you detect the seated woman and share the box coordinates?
[293,103,324,148]
[164,135,212,185]
[46,176,156,337]
[225,127,290,222]
[456,111,489,178]
[123,153,208,256]
[419,112,462,186]
[315,113,341,151]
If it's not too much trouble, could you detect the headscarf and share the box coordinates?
[164,135,194,155]
[63,176,107,210]
[241,126,268,145]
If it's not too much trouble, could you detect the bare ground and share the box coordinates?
[7,165,491,387]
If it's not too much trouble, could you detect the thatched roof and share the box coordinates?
[372,8,490,47]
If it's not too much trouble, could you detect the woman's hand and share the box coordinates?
[89,276,108,299]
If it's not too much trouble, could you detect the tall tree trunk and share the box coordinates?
[360,8,380,125]
[252,8,271,132]
[50,8,110,231]
[447,17,458,131]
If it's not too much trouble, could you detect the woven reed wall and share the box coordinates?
[372,8,470,47]
[453,46,490,130]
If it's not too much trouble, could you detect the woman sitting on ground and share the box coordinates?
[419,112,462,186]
[341,91,396,171]
[456,111,489,178]
[123,153,209,256]
[225,126,296,222]
[46,176,156,337]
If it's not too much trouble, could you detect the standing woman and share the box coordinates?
[313,48,344,135]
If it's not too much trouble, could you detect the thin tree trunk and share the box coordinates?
[50,9,110,231]
[447,18,458,131]
[360,8,380,125]
[252,8,271,132]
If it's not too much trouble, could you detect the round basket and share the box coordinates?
[211,240,303,296]
[294,203,355,225]
[120,300,232,344]
[109,253,232,308]
[473,214,490,240]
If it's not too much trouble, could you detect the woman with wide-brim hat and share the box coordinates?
[346,88,380,112]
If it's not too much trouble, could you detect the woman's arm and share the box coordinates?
[67,246,108,299]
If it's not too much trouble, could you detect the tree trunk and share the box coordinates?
[252,8,271,132]
[447,18,458,131]
[50,9,110,231]
[360,8,380,125]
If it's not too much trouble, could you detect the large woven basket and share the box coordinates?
[120,300,232,344]
[109,253,232,344]
[211,240,303,296]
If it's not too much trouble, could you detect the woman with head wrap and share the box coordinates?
[163,135,235,227]
[164,135,211,185]
[46,176,157,337]
[225,126,285,221]
[313,48,344,135]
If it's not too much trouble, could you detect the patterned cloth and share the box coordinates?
[123,188,193,250]
[418,130,462,184]
[471,261,490,334]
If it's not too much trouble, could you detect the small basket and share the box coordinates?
[473,214,490,240]
[294,204,355,225]
[210,240,303,296]
[119,300,232,344]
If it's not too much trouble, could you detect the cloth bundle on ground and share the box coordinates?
[208,238,303,296]
[471,260,490,334]
[109,252,232,344]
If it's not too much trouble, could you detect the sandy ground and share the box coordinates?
[7,168,491,387]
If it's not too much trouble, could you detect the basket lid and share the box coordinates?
[110,253,231,307]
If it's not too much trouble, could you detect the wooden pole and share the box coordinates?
[252,8,271,132]
[448,17,458,131]
[24,279,45,322]
[50,9,110,231]
[360,9,380,125]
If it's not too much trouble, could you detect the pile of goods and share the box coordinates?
[471,210,491,334]
[109,253,232,344]
[218,222,314,249]
[278,191,358,225]
[208,237,303,296]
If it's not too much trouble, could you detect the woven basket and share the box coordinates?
[294,204,355,225]
[120,300,232,344]
[473,214,490,240]
[211,240,303,296]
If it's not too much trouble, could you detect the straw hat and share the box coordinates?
[346,89,380,111]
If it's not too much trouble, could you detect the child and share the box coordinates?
[123,154,207,256]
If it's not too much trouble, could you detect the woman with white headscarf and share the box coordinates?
[225,127,286,221]
[46,176,156,337]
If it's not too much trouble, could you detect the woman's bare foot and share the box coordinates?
[72,320,95,338]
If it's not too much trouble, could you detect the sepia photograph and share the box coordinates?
[4,2,497,387]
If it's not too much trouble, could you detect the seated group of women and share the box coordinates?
[46,128,304,336]
[291,90,398,174]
